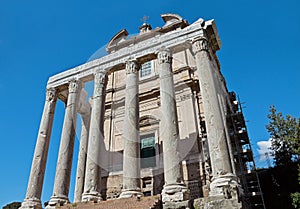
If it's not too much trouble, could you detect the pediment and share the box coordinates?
[106,29,129,53]
[160,13,189,31]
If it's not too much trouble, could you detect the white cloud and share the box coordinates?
[257,138,273,162]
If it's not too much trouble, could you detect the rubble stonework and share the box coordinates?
[20,13,254,209]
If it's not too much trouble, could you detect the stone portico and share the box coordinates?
[20,14,244,209]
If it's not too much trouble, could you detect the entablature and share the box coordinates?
[47,15,221,90]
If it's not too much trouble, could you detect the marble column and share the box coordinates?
[119,60,142,198]
[82,69,107,202]
[20,88,57,209]
[47,80,82,208]
[74,96,91,203]
[157,48,189,204]
[192,30,238,197]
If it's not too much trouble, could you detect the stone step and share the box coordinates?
[56,195,162,209]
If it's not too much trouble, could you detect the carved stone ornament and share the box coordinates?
[46,88,57,102]
[94,69,107,96]
[68,79,80,93]
[157,48,172,64]
[94,69,107,84]
[125,60,139,74]
[192,36,209,54]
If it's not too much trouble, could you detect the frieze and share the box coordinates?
[47,20,217,88]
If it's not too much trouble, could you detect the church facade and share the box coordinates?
[20,14,262,209]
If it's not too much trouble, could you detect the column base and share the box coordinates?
[119,189,143,199]
[19,197,42,209]
[209,173,241,198]
[45,195,69,209]
[81,191,102,203]
[161,183,190,203]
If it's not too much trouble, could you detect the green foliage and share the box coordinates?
[291,192,300,209]
[266,106,300,208]
[266,106,299,166]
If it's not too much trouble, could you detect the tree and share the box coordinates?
[266,106,299,166]
[266,105,300,208]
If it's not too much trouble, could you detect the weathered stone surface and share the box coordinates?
[21,14,252,209]
[20,88,57,209]
[74,90,91,203]
[120,60,142,198]
[192,30,240,197]
[163,200,192,209]
[194,196,242,209]
[157,48,189,203]
[46,19,219,88]
[82,69,107,202]
[47,80,82,208]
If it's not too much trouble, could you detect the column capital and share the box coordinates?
[68,79,82,93]
[192,36,209,54]
[125,60,139,74]
[94,69,107,84]
[46,88,57,102]
[157,48,172,64]
[94,69,107,97]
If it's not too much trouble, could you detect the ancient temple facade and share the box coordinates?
[20,14,262,209]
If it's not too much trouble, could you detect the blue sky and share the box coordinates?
[0,0,299,207]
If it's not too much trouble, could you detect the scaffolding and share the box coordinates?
[228,92,266,209]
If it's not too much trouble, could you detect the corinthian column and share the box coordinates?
[47,80,82,208]
[192,30,238,197]
[119,60,142,198]
[74,91,91,203]
[20,88,57,209]
[157,48,189,204]
[82,69,107,202]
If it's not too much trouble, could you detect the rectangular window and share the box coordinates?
[140,61,153,78]
[140,133,156,168]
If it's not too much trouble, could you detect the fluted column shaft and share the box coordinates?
[74,111,91,203]
[120,60,142,198]
[158,48,188,203]
[47,80,81,207]
[20,88,57,209]
[82,69,107,202]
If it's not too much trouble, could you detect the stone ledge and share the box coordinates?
[55,195,162,209]
[193,196,242,209]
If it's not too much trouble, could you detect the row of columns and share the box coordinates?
[20,32,237,208]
